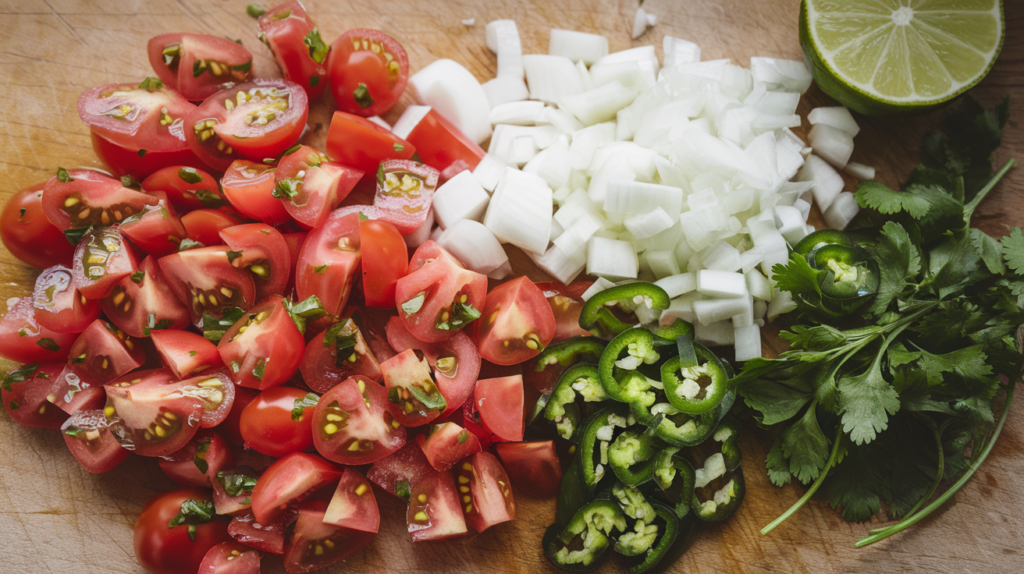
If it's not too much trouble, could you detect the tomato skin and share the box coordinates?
[2,363,69,429]
[406,469,468,541]
[31,265,101,334]
[456,451,516,533]
[198,541,261,574]
[159,245,257,326]
[61,408,130,473]
[0,297,76,363]
[184,79,309,171]
[159,429,235,487]
[218,296,304,389]
[239,386,315,457]
[0,182,75,269]
[324,467,380,533]
[220,387,257,448]
[416,422,481,472]
[360,219,409,308]
[300,321,382,394]
[282,231,307,293]
[373,160,439,235]
[42,169,158,232]
[92,132,206,179]
[134,489,233,574]
[257,1,329,99]
[535,281,593,343]
[71,226,140,300]
[147,33,254,101]
[311,376,406,465]
[100,256,192,338]
[118,201,189,258]
[151,329,224,379]
[295,209,362,315]
[474,277,556,366]
[474,375,525,442]
[325,111,415,182]
[228,510,291,555]
[249,452,343,526]
[327,29,409,117]
[283,499,375,574]
[495,441,562,499]
[105,369,205,457]
[67,319,146,385]
[366,442,434,497]
[396,107,485,180]
[141,165,225,213]
[220,224,291,301]
[275,145,363,229]
[180,208,245,246]
[220,160,292,225]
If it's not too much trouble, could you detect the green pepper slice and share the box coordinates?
[556,455,591,526]
[632,390,735,448]
[793,228,857,256]
[578,405,632,495]
[526,337,606,394]
[648,318,694,344]
[811,243,880,300]
[546,363,608,440]
[622,500,680,574]
[612,483,659,557]
[660,343,729,415]
[599,329,661,407]
[607,430,658,487]
[579,283,671,338]
[690,466,745,523]
[543,499,628,571]
[654,457,696,520]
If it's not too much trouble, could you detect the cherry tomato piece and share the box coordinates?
[275,145,363,229]
[283,499,375,574]
[494,440,563,499]
[474,375,524,442]
[71,226,140,300]
[118,201,189,258]
[42,169,157,232]
[1,362,69,429]
[324,467,379,533]
[395,241,487,343]
[360,218,408,308]
[66,320,145,386]
[31,265,101,334]
[100,256,191,338]
[257,1,329,99]
[105,369,205,457]
[0,298,76,363]
[147,33,254,101]
[249,452,342,526]
[381,349,447,428]
[300,317,382,394]
[366,442,434,498]
[536,281,593,343]
[159,245,257,326]
[406,470,468,542]
[141,165,226,213]
[311,376,405,465]
[219,223,291,301]
[219,387,257,448]
[159,429,235,487]
[220,160,291,225]
[416,422,481,472]
[455,451,516,533]
[61,408,130,473]
[218,296,304,389]
[327,29,409,117]
[91,132,206,180]
[393,106,485,180]
[295,209,361,315]
[228,510,291,555]
[134,489,232,574]
[151,329,224,379]
[239,386,316,457]
[212,465,259,516]
[324,111,415,189]
[180,208,245,246]
[198,541,261,574]
[474,277,556,365]
[0,182,75,269]
[372,160,438,235]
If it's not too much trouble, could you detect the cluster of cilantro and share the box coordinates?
[733,96,1023,541]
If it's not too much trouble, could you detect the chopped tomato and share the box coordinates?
[366,442,433,498]
[141,165,227,213]
[283,499,375,574]
[61,408,130,473]
[42,169,157,231]
[0,297,76,363]
[31,265,101,334]
[228,510,291,555]
[360,218,408,308]
[474,277,556,365]
[158,429,234,487]
[151,329,223,379]
[104,369,205,456]
[220,160,291,225]
[324,467,379,533]
[327,29,409,117]
[184,79,308,171]
[91,132,206,180]
[295,209,361,315]
[220,387,257,448]
[180,208,244,246]
[458,394,497,450]
[249,452,342,526]
[100,256,191,338]
[66,320,145,385]
[300,317,382,394]
[159,246,257,326]
[311,376,405,465]
[212,465,259,516]
[274,145,362,229]
[147,33,253,100]
[381,349,447,427]
[474,375,524,442]
[393,107,485,180]
[218,296,303,389]
[72,226,140,300]
[198,542,261,574]
[394,241,487,343]
[494,441,562,499]
[325,111,415,180]
[0,181,75,269]
[385,316,481,418]
[257,1,329,98]
[406,469,468,541]
[282,231,307,292]
[118,200,189,258]
[220,224,291,301]
[134,489,232,574]
[416,422,481,472]
[43,365,107,416]
[456,451,516,533]
[1,363,69,429]
[373,160,438,235]
[239,386,316,457]
[535,281,593,343]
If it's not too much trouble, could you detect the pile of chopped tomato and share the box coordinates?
[0,4,586,573]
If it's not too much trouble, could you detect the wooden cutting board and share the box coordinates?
[1,0,1022,572]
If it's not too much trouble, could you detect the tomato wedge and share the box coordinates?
[373,160,438,235]
[360,218,408,308]
[283,499,375,574]
[239,385,316,457]
[324,467,379,533]
[198,542,261,574]
[456,451,516,533]
[31,265,101,334]
[393,106,485,179]
[219,224,291,301]
[366,441,434,498]
[42,169,157,232]
[100,256,191,338]
[381,349,448,428]
[300,317,382,394]
[325,111,415,181]
[151,329,223,379]
[148,33,254,101]
[180,208,244,246]
[474,277,556,365]
[495,440,562,499]
[311,376,405,465]
[228,510,291,555]
[66,320,146,386]
[249,452,343,526]
[159,246,257,326]
[257,1,329,99]
[274,145,362,229]
[212,465,259,516]
[159,429,235,487]
[218,296,304,389]
[72,226,140,300]
[220,160,291,225]
[104,369,205,456]
[118,200,189,258]
[134,489,233,574]
[142,166,227,213]
[536,281,593,343]
[295,209,361,315]
[1,181,75,269]
[394,241,487,343]
[184,79,308,171]
[416,422,482,472]
[0,297,76,363]
[327,29,409,117]
[406,470,468,542]
[474,375,524,442]
[61,408,130,473]
[1,363,69,429]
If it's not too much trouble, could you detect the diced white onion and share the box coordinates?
[482,76,530,108]
[844,161,876,180]
[734,324,762,361]
[824,192,860,230]
[695,321,735,346]
[701,241,742,272]
[697,270,748,299]
[749,57,813,93]
[490,101,545,126]
[796,154,843,212]
[366,116,391,130]
[767,290,797,321]
[549,29,608,65]
[486,20,524,78]
[581,277,616,301]
[694,296,751,326]
[624,207,674,240]
[809,123,854,169]
[554,213,602,255]
[632,7,657,39]
[646,250,681,279]
[663,36,701,68]
[596,46,659,77]
[522,55,584,104]
[589,61,656,91]
[437,220,509,276]
[409,60,492,145]
[745,269,772,301]
[559,81,639,126]
[432,171,490,229]
[586,237,638,280]
[530,244,587,285]
[471,154,508,192]
[808,106,860,136]
[483,168,553,254]
[654,273,696,298]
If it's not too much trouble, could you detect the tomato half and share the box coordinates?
[228,511,291,555]
[366,441,434,498]
[257,1,329,99]
[456,451,516,533]
[184,79,309,171]
[100,256,191,338]
[324,467,379,533]
[0,297,76,363]
[360,218,408,308]
[393,107,485,179]
[151,329,223,379]
[142,165,227,213]
[31,265,101,334]
[475,375,524,442]
[1,362,69,429]
[104,369,205,456]
[536,281,593,343]
[394,241,488,343]
[220,387,256,448]
[474,277,556,365]
[385,316,481,418]
[311,376,405,465]
[118,201,189,258]
[249,452,342,526]
[198,542,261,574]
[300,317,382,394]
[458,393,497,450]
[159,429,235,487]
[219,224,291,301]
[295,209,361,315]
[0,182,75,269]
[218,296,303,389]
[45,365,108,416]
[134,489,232,574]
[327,29,409,117]
[406,470,468,542]
[283,231,307,293]
[71,226,140,300]
[283,499,375,574]
[212,465,259,516]
[373,160,438,235]
[147,33,254,101]
[325,111,415,182]
[42,169,157,232]
[66,320,145,386]
[494,440,562,499]
[159,246,257,325]
[220,160,291,225]
[239,386,316,457]
[92,132,206,180]
[275,145,363,229]
[416,422,481,472]
[180,208,245,246]
[381,349,448,427]
[61,408,130,473]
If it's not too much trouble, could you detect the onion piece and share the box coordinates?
[808,106,860,136]
[586,237,638,280]
[734,324,761,361]
[603,180,683,216]
[663,36,701,68]
[522,55,584,104]
[559,81,639,126]
[409,59,492,145]
[489,100,545,126]
[589,61,656,91]
[482,76,530,108]
[548,29,608,65]
[746,269,772,301]
[796,154,843,212]
[654,272,697,298]
[471,154,508,192]
[596,46,659,77]
[646,250,681,279]
[701,241,742,272]
[367,116,391,130]
[485,20,524,78]
[749,57,812,93]
[632,7,657,39]
[695,320,735,346]
[553,213,602,255]
[824,191,860,231]
[696,270,748,299]
[530,243,586,285]
[844,161,876,180]
[809,123,854,169]
[432,170,490,229]
[569,122,616,169]
[694,296,751,326]
[581,277,616,301]
[538,106,585,134]
[483,168,553,255]
[437,219,509,276]
[624,208,674,240]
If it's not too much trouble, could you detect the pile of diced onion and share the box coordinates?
[386,19,869,362]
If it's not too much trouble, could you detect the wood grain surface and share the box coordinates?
[1,0,1023,572]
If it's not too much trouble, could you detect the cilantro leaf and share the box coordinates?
[837,339,901,445]
[855,181,932,219]
[862,221,914,315]
[1002,228,1024,276]
[824,443,886,522]
[779,404,831,485]
[927,229,988,299]
[1,363,39,392]
[292,392,319,420]
[202,307,245,344]
[217,468,258,497]
[969,228,1006,275]
[739,374,813,426]
[284,295,328,334]
[765,439,793,487]
[167,499,214,541]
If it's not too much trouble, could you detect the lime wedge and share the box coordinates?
[800,0,1004,115]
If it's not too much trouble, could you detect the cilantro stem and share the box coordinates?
[855,380,1015,547]
[963,158,1015,221]
[761,426,843,536]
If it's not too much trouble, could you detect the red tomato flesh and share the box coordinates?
[31,265,101,334]
[151,329,223,379]
[495,440,563,499]
[158,429,234,487]
[360,218,409,308]
[325,111,415,180]
[0,297,76,363]
[228,510,291,555]
[0,182,75,269]
[257,1,329,99]
[474,276,556,366]
[100,255,191,338]
[311,375,405,465]
[220,160,291,225]
[61,408,130,474]
[134,489,232,574]
[141,165,226,213]
[219,223,292,301]
[295,209,361,315]
[283,499,375,574]
[198,541,261,574]
[42,168,158,231]
[381,349,448,428]
[373,159,438,235]
[180,208,244,246]
[72,225,140,300]
[275,145,362,229]
[406,469,468,542]
[366,441,434,498]
[456,451,516,533]
[159,245,257,326]
[324,467,380,533]
[327,29,409,117]
[536,280,593,343]
[300,317,382,394]
[147,33,254,101]
[393,107,485,180]
[212,465,259,516]
[104,369,204,456]
[474,375,525,442]
[249,452,342,526]
[239,386,316,457]
[218,296,304,389]
[416,422,482,472]
[1,362,69,429]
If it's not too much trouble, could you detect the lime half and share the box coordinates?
[800,0,1004,115]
